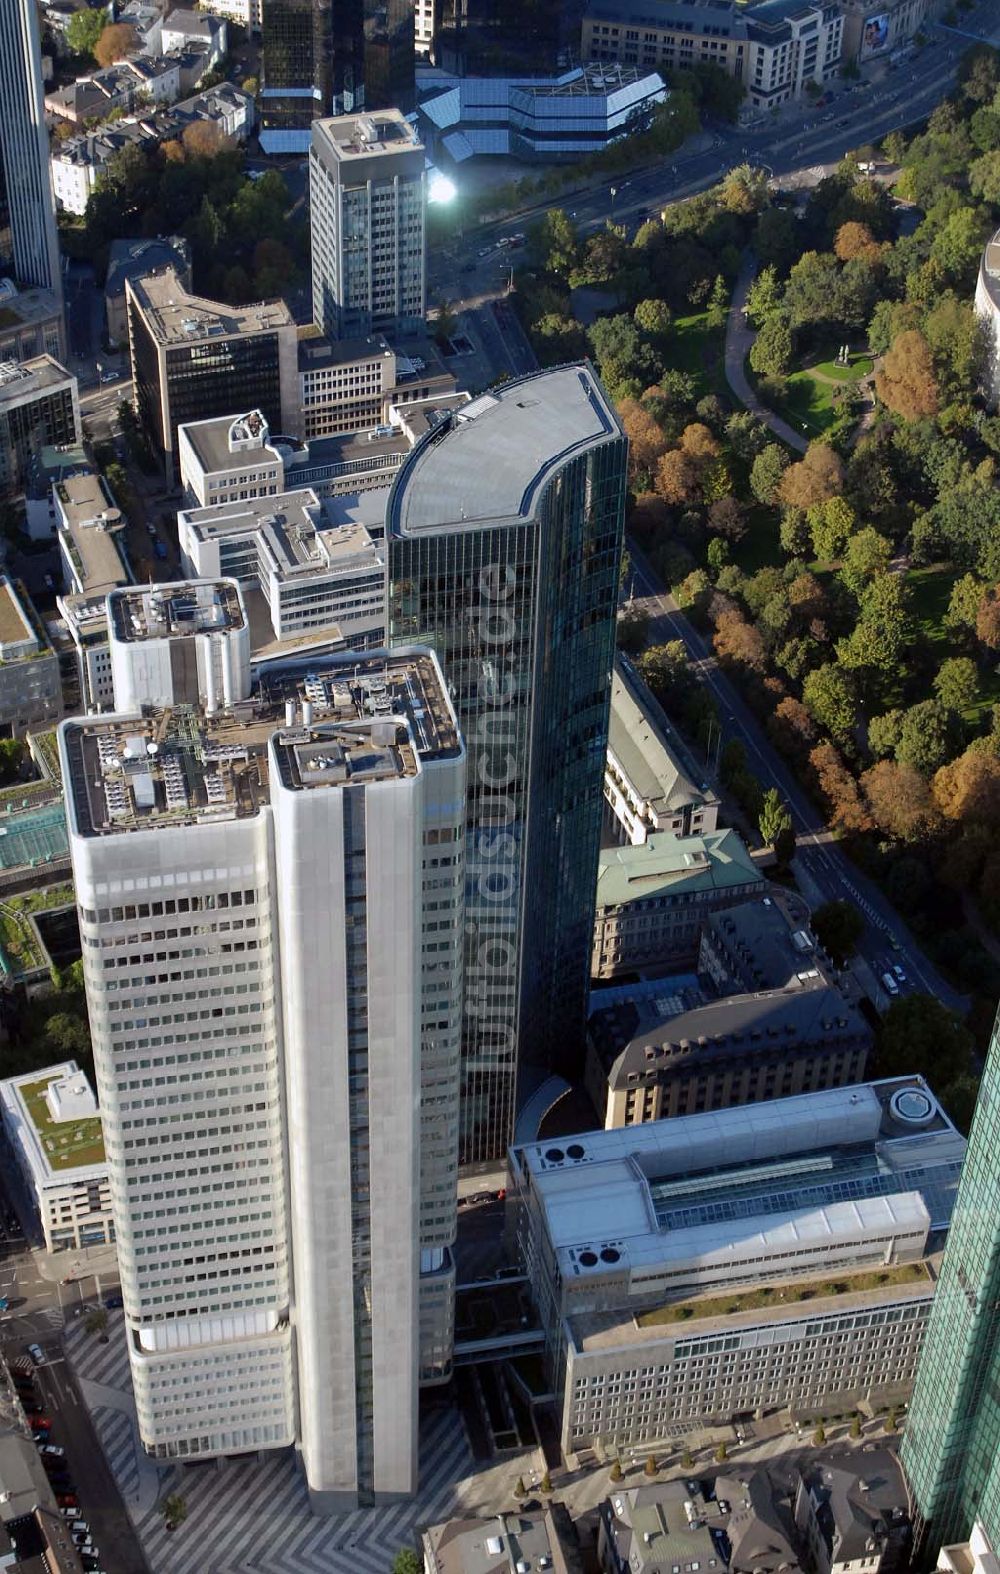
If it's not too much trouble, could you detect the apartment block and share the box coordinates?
[0,1063,113,1253]
[605,657,719,846]
[60,641,465,1508]
[592,828,764,978]
[310,112,426,341]
[126,267,298,477]
[506,1079,964,1460]
[0,357,79,497]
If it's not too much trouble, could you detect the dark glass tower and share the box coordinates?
[387,366,627,1164]
[261,0,414,152]
[0,1,62,297]
[901,1010,1000,1557]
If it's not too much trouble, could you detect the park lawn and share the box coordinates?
[907,563,1000,728]
[664,310,727,400]
[811,352,874,382]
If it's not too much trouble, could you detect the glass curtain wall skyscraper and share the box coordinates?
[901,1009,1000,1557]
[0,1,62,300]
[261,0,414,153]
[387,366,627,1163]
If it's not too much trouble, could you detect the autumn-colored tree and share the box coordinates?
[708,495,747,541]
[95,22,138,66]
[714,610,767,671]
[976,586,1000,650]
[787,571,827,626]
[833,221,882,263]
[860,760,939,842]
[875,329,939,421]
[810,742,872,833]
[932,749,1000,825]
[618,397,668,479]
[182,120,232,160]
[655,423,721,505]
[779,444,845,510]
[161,138,186,163]
[768,695,817,757]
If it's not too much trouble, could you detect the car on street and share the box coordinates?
[26,1344,44,1365]
[68,1520,88,1535]
[32,1430,50,1443]
[881,971,899,997]
[38,1445,65,1457]
[104,1293,123,1309]
[893,964,907,983]
[28,1417,51,1430]
[57,1496,78,1509]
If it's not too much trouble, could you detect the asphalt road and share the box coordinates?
[626,540,967,1014]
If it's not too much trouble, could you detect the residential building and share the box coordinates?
[793,1458,901,1574]
[0,283,65,367]
[0,578,62,738]
[107,581,252,712]
[975,229,1000,409]
[599,1479,729,1574]
[901,1013,1000,1556]
[604,656,719,846]
[581,0,843,118]
[0,357,79,498]
[53,469,132,598]
[699,898,830,994]
[592,828,765,979]
[939,1526,1000,1574]
[506,1079,965,1459]
[60,644,465,1507]
[260,0,415,155]
[0,1063,113,1253]
[722,1470,803,1574]
[126,267,298,477]
[162,8,229,63]
[44,56,184,124]
[0,2,63,301]
[199,0,263,32]
[424,1506,585,1574]
[116,0,166,53]
[178,489,385,645]
[585,980,872,1128]
[105,236,192,350]
[387,365,627,1162]
[419,65,667,166]
[310,112,426,342]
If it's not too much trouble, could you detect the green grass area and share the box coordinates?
[0,907,43,973]
[636,1260,929,1327]
[907,564,1000,727]
[18,1072,105,1170]
[664,311,727,401]
[812,353,874,382]
[752,348,871,438]
[5,884,75,918]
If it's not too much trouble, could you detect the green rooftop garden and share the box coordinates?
[636,1261,930,1327]
[18,1072,105,1171]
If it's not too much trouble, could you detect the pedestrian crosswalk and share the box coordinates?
[66,1317,522,1574]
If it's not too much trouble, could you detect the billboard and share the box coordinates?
[860,12,890,57]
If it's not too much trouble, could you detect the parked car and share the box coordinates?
[881,971,899,997]
[893,964,907,982]
[104,1293,124,1309]
[69,1521,88,1535]
[26,1344,44,1365]
[38,1445,65,1458]
[28,1417,52,1430]
[57,1496,78,1509]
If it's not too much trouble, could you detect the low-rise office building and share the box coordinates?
[605,657,719,845]
[0,1063,113,1252]
[104,235,192,350]
[0,358,79,498]
[298,333,460,442]
[507,1079,965,1459]
[938,1525,1000,1574]
[127,266,298,477]
[0,577,62,738]
[700,898,828,994]
[838,0,937,62]
[586,980,872,1127]
[0,283,65,366]
[592,828,764,978]
[178,409,286,507]
[178,488,385,645]
[55,592,116,713]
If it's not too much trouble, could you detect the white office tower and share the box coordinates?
[0,2,63,299]
[59,645,465,1510]
[108,581,252,714]
[310,110,426,341]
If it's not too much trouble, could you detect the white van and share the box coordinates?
[881,972,899,997]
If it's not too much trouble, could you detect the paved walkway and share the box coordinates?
[724,255,808,453]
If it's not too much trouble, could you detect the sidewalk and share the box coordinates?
[724,256,809,453]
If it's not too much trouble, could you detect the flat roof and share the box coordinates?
[0,356,72,410]
[61,648,460,837]
[705,897,827,990]
[128,266,293,346]
[389,366,620,534]
[109,580,245,643]
[0,580,37,651]
[609,657,718,820]
[180,489,383,579]
[596,826,763,908]
[0,1062,106,1180]
[311,108,423,164]
[55,471,130,595]
[297,332,394,371]
[179,410,282,477]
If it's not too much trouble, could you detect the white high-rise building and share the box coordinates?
[60,637,465,1510]
[107,581,252,714]
[310,110,426,341]
[0,1,63,300]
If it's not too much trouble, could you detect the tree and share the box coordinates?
[769,695,817,757]
[634,298,673,340]
[714,1443,729,1464]
[850,1415,863,1440]
[884,1409,898,1434]
[721,163,770,214]
[750,443,788,505]
[868,709,904,759]
[655,423,721,505]
[681,1449,695,1470]
[934,656,979,715]
[618,398,668,479]
[877,995,974,1084]
[66,7,106,57]
[779,445,844,510]
[834,221,881,263]
[861,760,938,841]
[533,314,588,364]
[810,742,872,833]
[534,208,579,277]
[610,1460,623,1482]
[706,275,729,330]
[745,265,783,326]
[725,411,768,460]
[540,1472,552,1494]
[895,699,963,775]
[811,901,864,965]
[976,586,1000,650]
[161,1494,188,1533]
[617,605,650,655]
[813,1424,827,1446]
[750,316,793,378]
[875,330,939,421]
[945,574,987,638]
[84,1306,109,1341]
[645,1454,658,1477]
[839,528,893,596]
[932,748,1000,824]
[94,22,138,66]
[513,1476,526,1499]
[394,1552,423,1574]
[714,610,766,671]
[803,664,856,745]
[759,788,794,863]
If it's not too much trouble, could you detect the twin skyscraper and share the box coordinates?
[60,368,627,1509]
